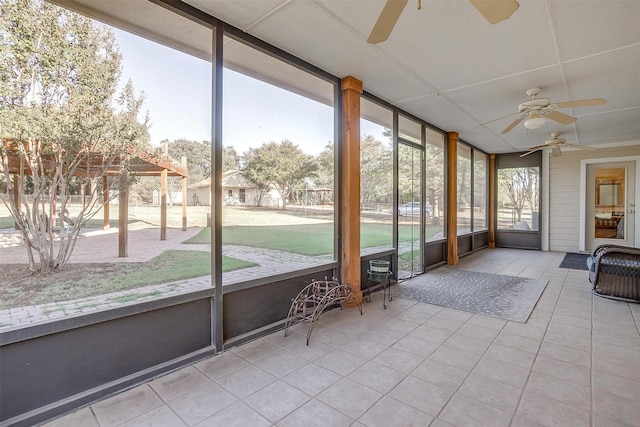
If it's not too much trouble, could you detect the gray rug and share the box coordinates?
[394,268,548,323]
[559,252,589,271]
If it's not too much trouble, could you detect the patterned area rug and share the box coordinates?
[559,252,590,271]
[394,268,548,323]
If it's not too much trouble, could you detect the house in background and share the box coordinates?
[189,170,277,207]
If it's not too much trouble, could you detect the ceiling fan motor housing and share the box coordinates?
[519,98,550,112]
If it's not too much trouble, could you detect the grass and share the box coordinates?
[185,222,444,255]
[0,250,257,308]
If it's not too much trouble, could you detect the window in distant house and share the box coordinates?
[239,189,246,203]
[228,190,233,198]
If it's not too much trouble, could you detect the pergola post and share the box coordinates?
[12,173,20,230]
[447,132,459,265]
[119,184,128,257]
[488,153,496,248]
[340,76,363,302]
[103,176,110,230]
[160,168,167,240]
[181,175,187,231]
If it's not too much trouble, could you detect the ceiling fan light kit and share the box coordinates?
[524,115,545,130]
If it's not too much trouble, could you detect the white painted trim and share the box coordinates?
[541,149,550,251]
[579,155,640,251]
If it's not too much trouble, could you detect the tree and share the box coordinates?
[360,134,392,204]
[242,140,317,209]
[498,167,539,222]
[0,0,149,273]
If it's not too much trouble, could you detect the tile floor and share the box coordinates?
[42,248,640,427]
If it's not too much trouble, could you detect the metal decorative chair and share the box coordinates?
[284,278,362,345]
[366,260,392,309]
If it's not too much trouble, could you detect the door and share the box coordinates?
[397,142,423,280]
[586,161,636,251]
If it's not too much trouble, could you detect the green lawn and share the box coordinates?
[0,250,256,309]
[185,222,443,255]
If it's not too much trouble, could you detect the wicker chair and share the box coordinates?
[587,244,640,302]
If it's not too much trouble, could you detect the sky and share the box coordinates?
[112,28,385,156]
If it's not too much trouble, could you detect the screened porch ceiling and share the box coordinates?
[51,0,640,155]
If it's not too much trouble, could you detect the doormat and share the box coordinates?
[559,252,589,271]
[394,268,548,323]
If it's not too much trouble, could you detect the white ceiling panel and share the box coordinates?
[59,0,640,154]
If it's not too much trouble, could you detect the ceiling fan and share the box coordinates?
[483,87,607,134]
[367,0,520,44]
[520,132,597,157]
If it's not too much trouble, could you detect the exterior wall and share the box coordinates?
[548,145,640,253]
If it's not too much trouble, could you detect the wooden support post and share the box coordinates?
[447,132,459,265]
[340,76,363,303]
[12,174,20,229]
[160,168,167,241]
[119,186,128,257]
[488,153,496,248]
[182,175,187,231]
[103,176,110,230]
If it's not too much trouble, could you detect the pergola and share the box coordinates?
[1,138,188,257]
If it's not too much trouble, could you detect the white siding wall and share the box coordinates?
[548,145,640,253]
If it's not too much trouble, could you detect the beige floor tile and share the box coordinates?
[214,365,276,399]
[437,307,474,322]
[381,317,421,333]
[592,389,640,427]
[406,302,444,316]
[393,308,433,324]
[424,315,464,333]
[593,369,640,403]
[372,346,425,374]
[150,366,214,402]
[411,358,469,392]
[429,343,482,371]
[92,385,163,427]
[41,407,98,427]
[253,349,309,378]
[458,373,522,413]
[408,324,454,344]
[484,343,536,370]
[358,396,433,427]
[348,361,406,394]
[168,382,237,426]
[516,391,589,427]
[593,353,640,382]
[546,321,591,339]
[538,341,591,368]
[277,399,353,427]
[195,401,270,427]
[194,350,250,380]
[282,336,335,361]
[282,363,342,396]
[543,329,592,353]
[466,314,507,331]
[340,337,388,359]
[389,376,452,416]
[446,332,491,355]
[314,348,368,376]
[392,334,440,357]
[473,356,529,388]
[525,372,590,411]
[359,326,407,346]
[494,331,540,353]
[532,355,591,386]
[456,323,501,342]
[120,405,185,427]
[243,380,310,423]
[317,378,382,419]
[440,394,512,427]
[230,338,280,363]
[592,340,640,365]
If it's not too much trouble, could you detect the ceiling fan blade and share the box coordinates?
[478,111,521,127]
[468,0,519,24]
[546,110,576,125]
[564,143,597,151]
[367,0,409,44]
[555,98,607,109]
[520,148,540,158]
[501,115,525,134]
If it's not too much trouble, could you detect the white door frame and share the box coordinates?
[579,155,640,251]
